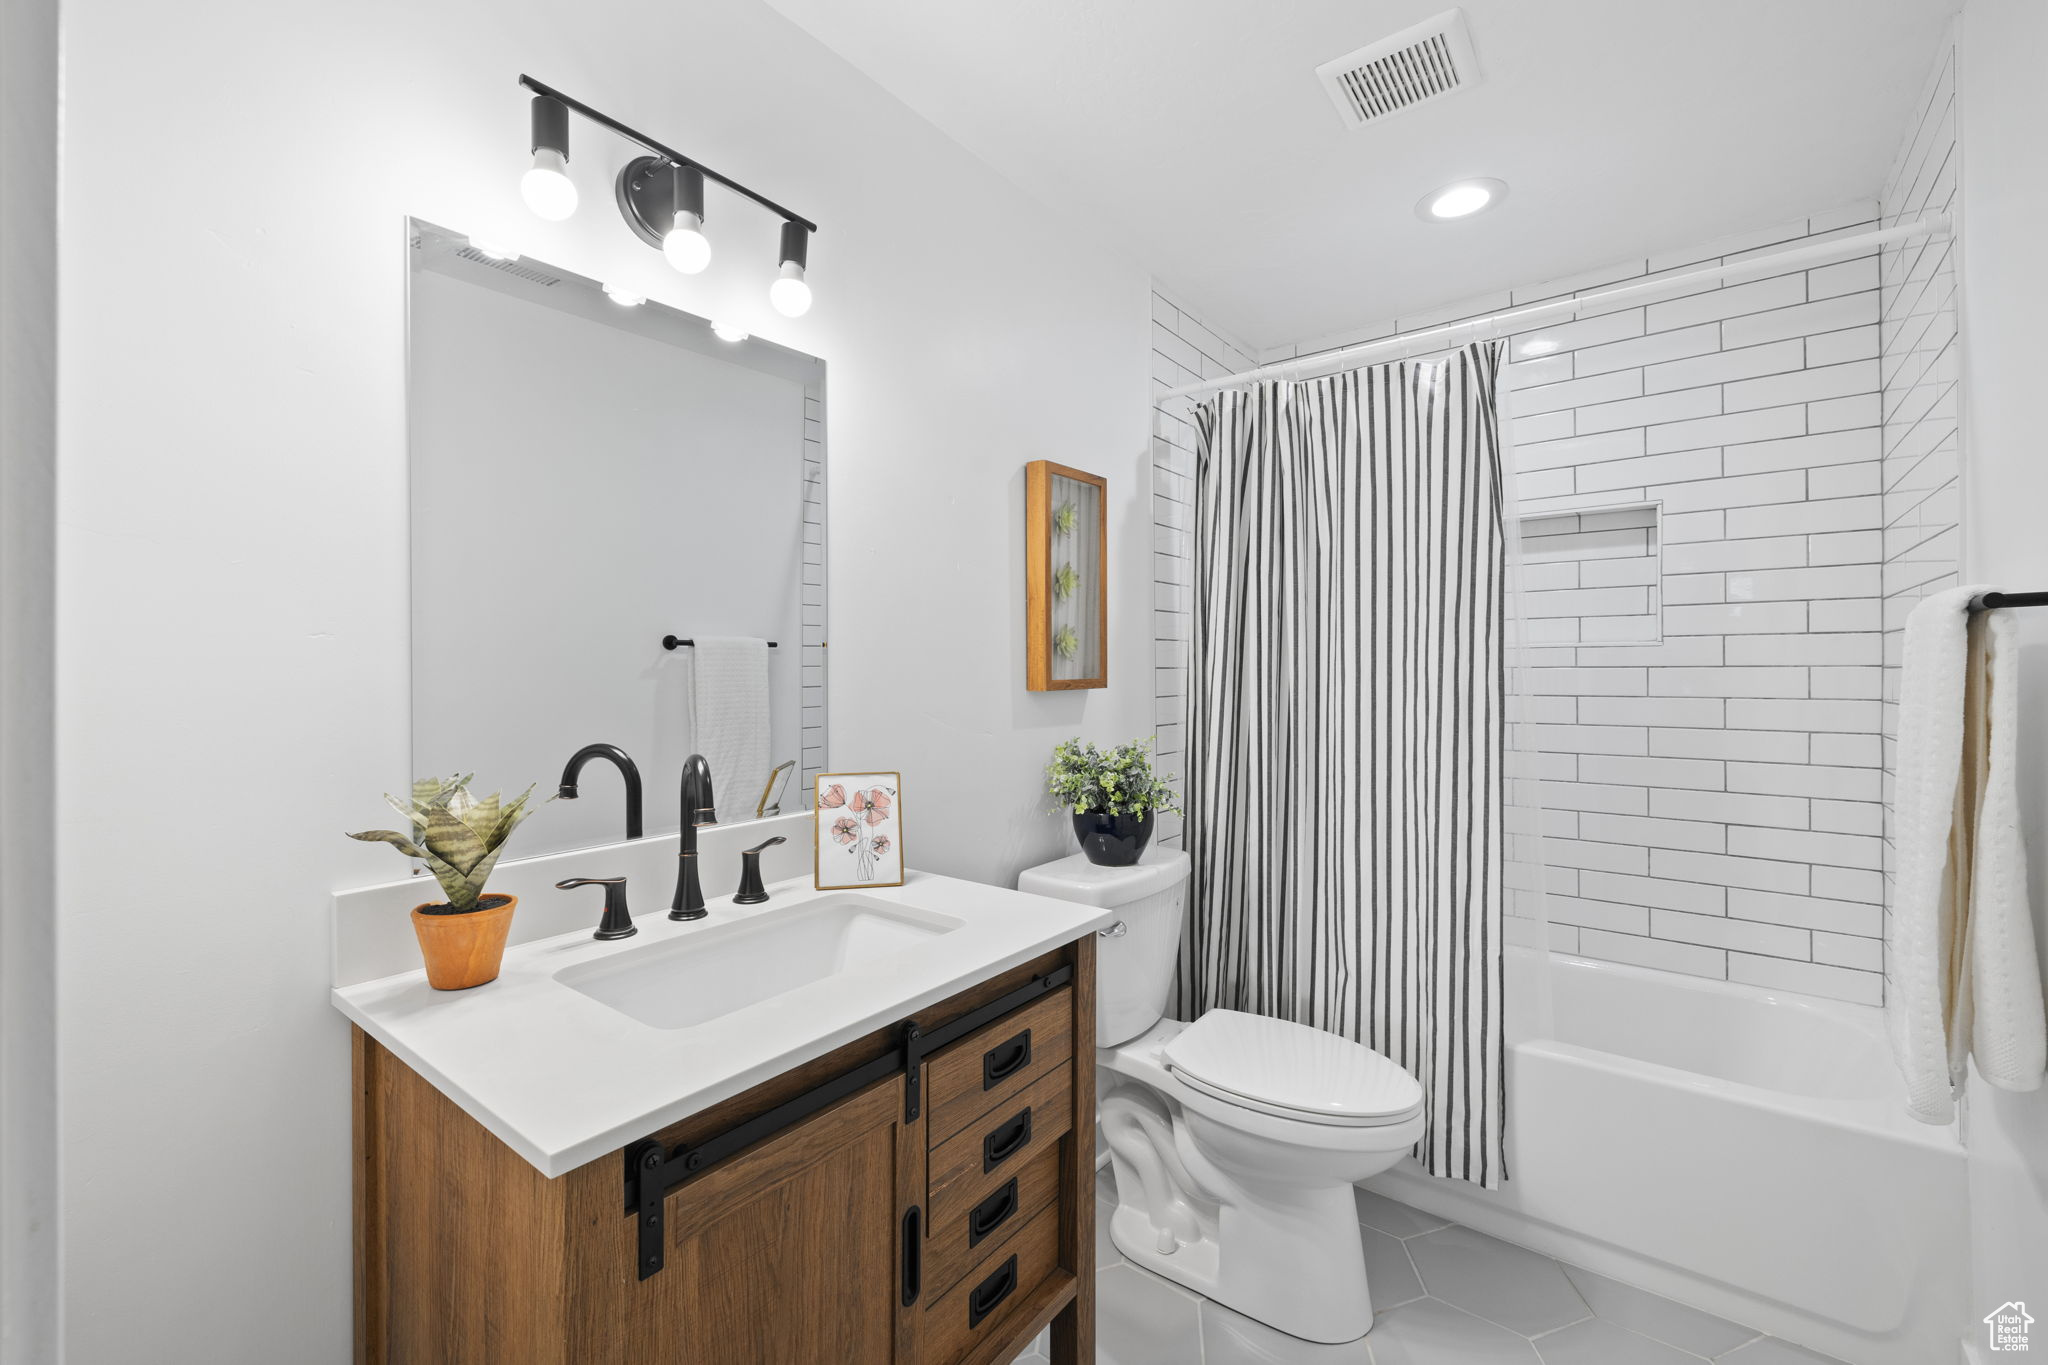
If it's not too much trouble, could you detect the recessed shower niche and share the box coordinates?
[1516,502,1663,648]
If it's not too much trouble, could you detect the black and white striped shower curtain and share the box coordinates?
[1181,343,1508,1186]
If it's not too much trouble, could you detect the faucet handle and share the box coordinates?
[734,837,787,905]
[557,876,635,940]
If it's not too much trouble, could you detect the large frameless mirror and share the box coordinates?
[406,219,826,858]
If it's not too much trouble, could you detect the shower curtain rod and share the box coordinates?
[1162,215,1952,401]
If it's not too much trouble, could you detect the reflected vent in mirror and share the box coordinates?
[453,245,565,287]
[1315,8,1479,128]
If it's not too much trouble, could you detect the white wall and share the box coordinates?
[1,0,59,1354]
[54,0,1151,1357]
[1957,0,2048,1335]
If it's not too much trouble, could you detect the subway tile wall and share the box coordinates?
[1153,204,1908,1004]
[1877,37,1962,922]
[801,384,826,803]
[1148,293,1257,852]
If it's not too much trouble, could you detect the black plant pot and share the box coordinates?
[1072,810,1155,867]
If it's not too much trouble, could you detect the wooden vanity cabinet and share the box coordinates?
[353,936,1096,1365]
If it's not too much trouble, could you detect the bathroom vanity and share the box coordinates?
[337,854,1106,1365]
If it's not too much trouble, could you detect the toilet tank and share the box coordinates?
[1017,848,1190,1047]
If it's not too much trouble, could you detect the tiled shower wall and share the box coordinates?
[1147,291,1258,853]
[1153,207,1911,1003]
[1878,37,1962,910]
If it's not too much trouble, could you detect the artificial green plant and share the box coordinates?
[1045,736,1180,818]
[347,774,540,912]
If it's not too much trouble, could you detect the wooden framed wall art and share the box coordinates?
[1025,460,1108,690]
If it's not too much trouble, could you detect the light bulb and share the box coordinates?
[604,286,645,307]
[711,321,748,343]
[769,262,812,318]
[663,211,711,274]
[520,148,578,221]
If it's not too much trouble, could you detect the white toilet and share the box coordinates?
[1018,847,1424,1345]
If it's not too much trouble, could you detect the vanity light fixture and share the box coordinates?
[711,321,748,343]
[769,222,812,318]
[519,95,579,221]
[1417,178,1508,221]
[468,235,521,262]
[603,285,646,307]
[516,75,819,311]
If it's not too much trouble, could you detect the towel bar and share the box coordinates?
[661,636,779,650]
[1967,591,2048,611]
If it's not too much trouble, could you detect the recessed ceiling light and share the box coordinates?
[1418,178,1508,222]
[603,286,646,307]
[711,321,748,343]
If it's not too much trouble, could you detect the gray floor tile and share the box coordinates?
[1716,1337,1846,1363]
[1200,1297,1375,1364]
[1362,1226,1425,1311]
[1534,1317,1708,1364]
[1405,1225,1590,1336]
[1559,1264,1755,1358]
[1369,1298,1542,1364]
[1355,1188,1452,1239]
[1098,1196,1124,1270]
[1098,1262,1206,1365]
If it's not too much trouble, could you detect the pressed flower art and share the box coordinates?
[815,772,905,888]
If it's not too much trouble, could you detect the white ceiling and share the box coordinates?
[762,0,1958,352]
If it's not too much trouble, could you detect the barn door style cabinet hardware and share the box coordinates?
[352,940,1096,1364]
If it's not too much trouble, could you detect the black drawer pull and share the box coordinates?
[967,1254,1018,1329]
[982,1029,1033,1089]
[982,1107,1033,1172]
[968,1178,1019,1247]
[901,1205,921,1307]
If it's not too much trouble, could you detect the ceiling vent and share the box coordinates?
[1316,8,1479,128]
[453,244,563,287]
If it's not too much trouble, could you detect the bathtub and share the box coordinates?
[1368,952,1967,1365]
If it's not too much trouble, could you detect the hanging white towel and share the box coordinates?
[1891,587,2047,1124]
[689,637,771,820]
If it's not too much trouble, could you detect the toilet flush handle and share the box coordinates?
[1099,921,1127,939]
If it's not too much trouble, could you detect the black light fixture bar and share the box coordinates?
[517,74,818,235]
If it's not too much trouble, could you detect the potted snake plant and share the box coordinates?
[1046,737,1180,867]
[347,775,540,990]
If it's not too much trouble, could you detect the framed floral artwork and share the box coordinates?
[814,773,905,889]
[1025,460,1107,690]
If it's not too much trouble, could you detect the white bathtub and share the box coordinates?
[1369,952,1967,1365]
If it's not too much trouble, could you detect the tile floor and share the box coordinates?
[1012,1173,1848,1364]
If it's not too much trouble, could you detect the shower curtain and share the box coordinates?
[1181,342,1509,1186]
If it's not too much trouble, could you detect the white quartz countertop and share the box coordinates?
[332,869,1112,1177]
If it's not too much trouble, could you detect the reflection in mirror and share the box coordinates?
[407,219,825,859]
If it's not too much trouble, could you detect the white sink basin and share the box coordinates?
[554,894,965,1030]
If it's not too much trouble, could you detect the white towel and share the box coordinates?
[1891,587,2047,1124]
[690,637,771,821]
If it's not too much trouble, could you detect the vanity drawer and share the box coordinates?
[919,1200,1063,1365]
[924,985,1074,1146]
[928,1062,1072,1240]
[924,1141,1062,1300]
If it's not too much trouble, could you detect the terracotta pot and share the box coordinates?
[410,894,517,991]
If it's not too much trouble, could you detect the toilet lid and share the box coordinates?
[1162,1010,1424,1127]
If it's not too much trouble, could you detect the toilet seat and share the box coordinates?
[1163,1009,1424,1128]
